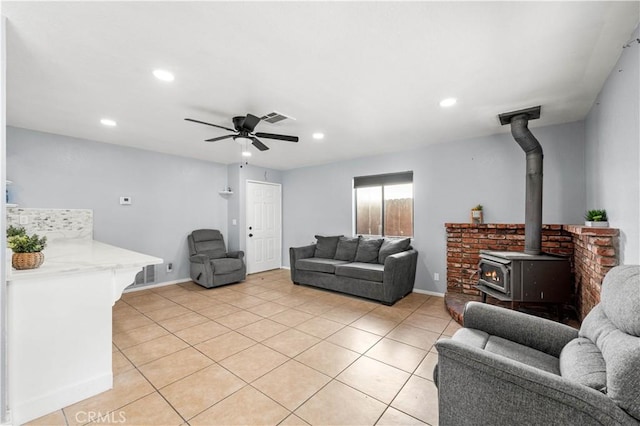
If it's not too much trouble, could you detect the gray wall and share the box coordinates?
[6,126,229,284]
[282,121,587,294]
[585,25,639,265]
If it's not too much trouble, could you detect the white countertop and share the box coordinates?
[7,239,163,281]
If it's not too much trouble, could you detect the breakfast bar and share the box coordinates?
[6,239,162,425]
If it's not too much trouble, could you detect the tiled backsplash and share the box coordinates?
[6,207,93,240]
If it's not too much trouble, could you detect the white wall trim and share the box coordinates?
[412,288,445,297]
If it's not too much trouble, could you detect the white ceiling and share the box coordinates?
[3,2,639,170]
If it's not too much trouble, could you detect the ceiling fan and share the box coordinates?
[185,113,299,151]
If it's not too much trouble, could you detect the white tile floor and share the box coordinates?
[28,269,460,426]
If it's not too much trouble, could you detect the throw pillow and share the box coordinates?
[314,235,342,259]
[378,238,411,264]
[334,236,361,261]
[354,237,384,263]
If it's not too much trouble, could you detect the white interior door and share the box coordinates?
[246,181,282,274]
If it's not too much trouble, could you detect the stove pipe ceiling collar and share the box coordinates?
[498,106,543,255]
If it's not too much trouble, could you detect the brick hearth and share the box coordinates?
[444,223,619,324]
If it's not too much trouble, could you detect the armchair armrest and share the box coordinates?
[463,302,578,357]
[227,250,245,260]
[436,339,637,425]
[435,339,634,425]
[189,254,210,264]
[382,249,418,304]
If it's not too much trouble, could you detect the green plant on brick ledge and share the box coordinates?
[584,209,609,228]
[470,204,484,224]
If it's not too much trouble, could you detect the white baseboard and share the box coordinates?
[12,373,112,426]
[124,278,191,293]
[412,288,445,297]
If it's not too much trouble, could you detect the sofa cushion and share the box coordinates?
[485,335,560,375]
[559,337,606,392]
[378,238,411,264]
[451,328,560,374]
[354,238,384,263]
[296,258,349,274]
[334,236,360,261]
[335,262,385,282]
[191,229,227,259]
[314,235,341,259]
[211,258,243,274]
[200,249,227,260]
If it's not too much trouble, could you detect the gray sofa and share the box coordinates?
[434,265,640,425]
[289,235,418,305]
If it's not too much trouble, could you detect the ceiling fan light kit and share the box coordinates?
[185,113,299,153]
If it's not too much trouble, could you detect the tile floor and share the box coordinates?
[28,269,460,426]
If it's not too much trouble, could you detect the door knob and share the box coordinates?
[249,233,253,237]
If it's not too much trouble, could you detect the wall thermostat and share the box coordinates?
[119,196,132,205]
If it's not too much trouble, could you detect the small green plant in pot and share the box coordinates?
[7,225,27,238]
[584,209,609,228]
[8,231,47,270]
[470,204,484,224]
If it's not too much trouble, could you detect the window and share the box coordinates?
[354,171,413,237]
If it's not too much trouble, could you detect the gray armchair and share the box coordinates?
[434,265,640,425]
[188,229,246,288]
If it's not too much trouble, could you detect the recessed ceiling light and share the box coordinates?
[100,118,117,127]
[439,97,457,108]
[312,132,325,140]
[153,69,175,82]
[242,151,252,157]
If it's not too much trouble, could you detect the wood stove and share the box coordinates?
[474,106,572,312]
[476,251,571,308]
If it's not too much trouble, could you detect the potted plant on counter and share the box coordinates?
[7,227,47,270]
[584,209,609,227]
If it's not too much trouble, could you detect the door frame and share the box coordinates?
[245,179,282,274]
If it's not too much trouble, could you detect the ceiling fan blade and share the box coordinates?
[251,137,269,151]
[254,132,299,142]
[242,114,261,132]
[185,118,236,133]
[205,134,235,142]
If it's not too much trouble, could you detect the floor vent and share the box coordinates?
[261,111,295,124]
[133,264,156,286]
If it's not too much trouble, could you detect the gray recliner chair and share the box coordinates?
[188,229,246,288]
[434,265,640,425]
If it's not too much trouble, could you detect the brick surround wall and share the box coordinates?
[445,223,619,320]
[563,225,619,319]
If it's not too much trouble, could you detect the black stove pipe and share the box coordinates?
[499,106,543,255]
